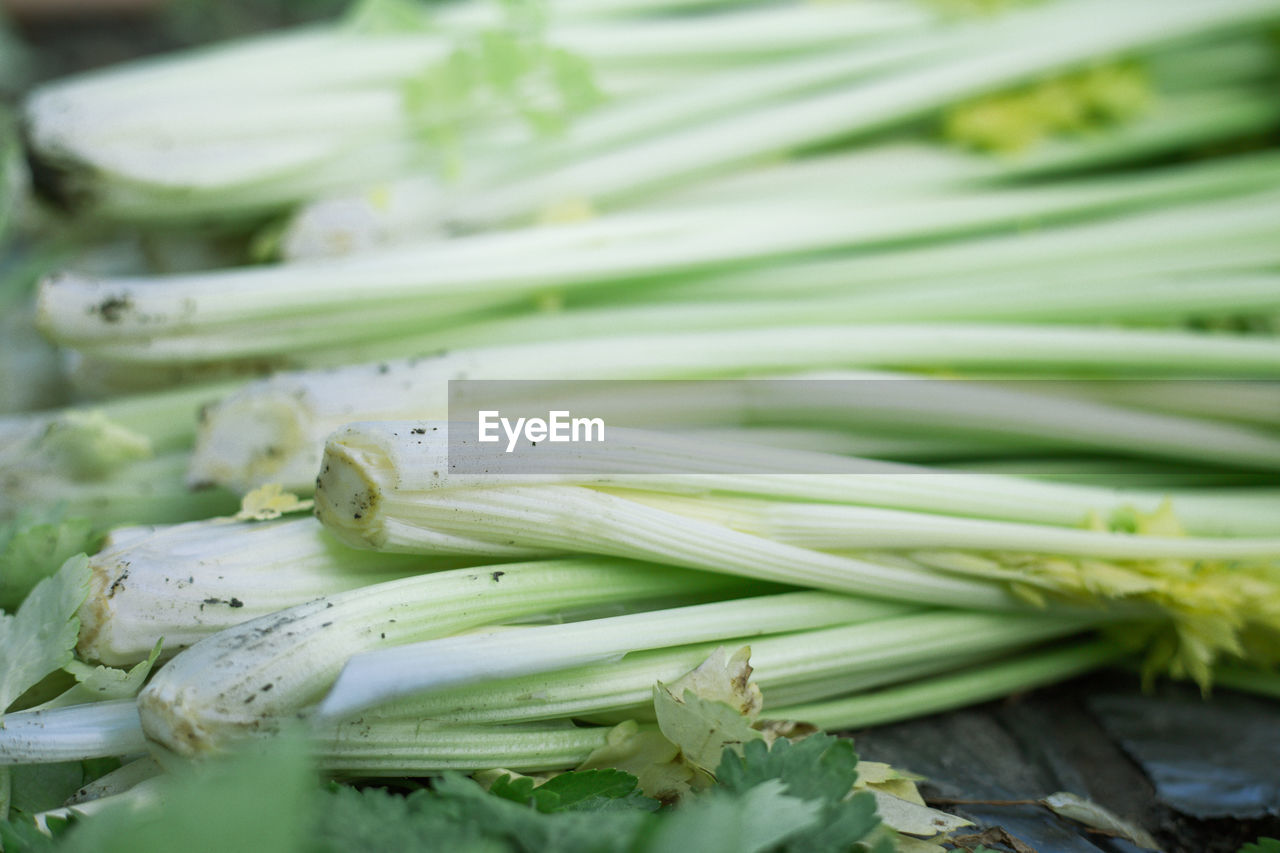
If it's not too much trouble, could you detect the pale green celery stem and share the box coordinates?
[804,272,1280,326]
[277,36,948,258]
[0,700,146,763]
[0,695,611,776]
[2,451,237,526]
[1054,381,1280,430]
[35,0,897,113]
[944,457,1271,489]
[136,558,751,756]
[757,646,1023,711]
[778,641,1126,730]
[38,151,1280,357]
[86,140,433,223]
[79,517,453,666]
[35,777,169,831]
[420,271,1280,341]
[576,644,1054,725]
[27,5,941,214]
[447,0,1280,224]
[987,92,1280,183]
[640,92,1280,212]
[60,61,690,220]
[32,5,922,124]
[426,34,949,193]
[43,0,942,109]
[647,190,1280,304]
[682,427,1055,462]
[59,351,282,399]
[0,686,658,771]
[556,4,941,65]
[547,0,813,17]
[318,592,914,719]
[188,320,1280,497]
[606,492,1280,560]
[0,629,1101,769]
[1145,35,1280,93]
[65,756,160,805]
[314,451,1022,608]
[310,254,1280,367]
[360,357,1280,474]
[318,422,1280,537]
[305,720,613,776]
[0,380,239,454]
[314,480,1271,603]
[370,611,1095,725]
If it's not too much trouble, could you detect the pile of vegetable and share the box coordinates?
[2,0,1279,850]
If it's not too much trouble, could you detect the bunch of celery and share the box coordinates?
[3,0,1280,840]
[22,0,1280,393]
[19,0,943,224]
[33,157,1280,391]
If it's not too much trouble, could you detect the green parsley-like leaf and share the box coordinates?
[431,773,651,853]
[533,769,646,813]
[488,768,649,814]
[310,784,497,853]
[635,779,822,853]
[717,734,858,805]
[0,555,92,716]
[717,735,891,853]
[1239,840,1280,853]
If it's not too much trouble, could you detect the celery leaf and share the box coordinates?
[652,645,765,775]
[487,768,650,813]
[1238,840,1280,853]
[0,555,91,716]
[0,510,98,612]
[717,736,895,853]
[634,779,822,853]
[40,639,163,710]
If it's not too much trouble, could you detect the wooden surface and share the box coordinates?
[849,672,1280,853]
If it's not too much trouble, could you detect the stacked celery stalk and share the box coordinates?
[2,0,1280,832]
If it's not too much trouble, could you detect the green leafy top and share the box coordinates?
[943,63,1151,153]
[907,502,1280,690]
[324,733,893,853]
[401,1,604,173]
